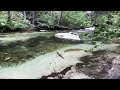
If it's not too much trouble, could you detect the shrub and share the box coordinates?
[115,32,120,37]
[38,13,57,25]
[37,11,92,28]
[0,11,32,31]
[61,11,92,28]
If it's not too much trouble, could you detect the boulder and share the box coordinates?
[106,56,120,79]
[55,32,81,41]
[63,66,90,79]
[84,27,95,31]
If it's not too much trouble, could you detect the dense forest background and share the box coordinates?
[0,11,120,38]
[0,11,119,30]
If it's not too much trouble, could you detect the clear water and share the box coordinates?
[0,32,80,67]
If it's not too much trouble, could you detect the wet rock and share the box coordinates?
[66,73,90,79]
[5,53,8,55]
[76,50,118,79]
[107,56,120,79]
[39,30,48,32]
[4,57,12,61]
[47,77,54,79]
[40,66,90,79]
[55,32,81,41]
[63,66,90,79]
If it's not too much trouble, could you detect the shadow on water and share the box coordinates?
[0,34,80,67]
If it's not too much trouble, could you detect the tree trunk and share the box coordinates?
[57,11,63,26]
[34,11,38,25]
[32,11,35,25]
[7,11,11,23]
[23,11,26,21]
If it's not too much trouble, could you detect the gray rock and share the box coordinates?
[107,56,120,79]
[63,66,90,79]
[4,57,12,61]
[39,30,48,32]
[55,32,81,41]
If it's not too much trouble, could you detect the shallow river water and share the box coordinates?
[0,32,120,79]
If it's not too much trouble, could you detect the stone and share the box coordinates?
[107,56,120,79]
[55,32,81,41]
[63,66,90,79]
[39,30,48,32]
[4,57,12,61]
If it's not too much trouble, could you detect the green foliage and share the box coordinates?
[38,13,57,25]
[115,32,120,37]
[0,11,32,31]
[97,15,108,26]
[37,11,92,28]
[61,11,92,28]
[10,19,31,29]
[83,32,89,36]
[92,12,120,40]
[0,13,7,27]
[110,13,120,27]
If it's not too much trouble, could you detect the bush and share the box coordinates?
[0,11,32,31]
[10,19,31,30]
[96,15,109,26]
[0,13,7,27]
[37,11,92,28]
[38,13,57,25]
[61,11,92,28]
[115,32,120,37]
[111,13,120,27]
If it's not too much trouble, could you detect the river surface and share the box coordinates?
[0,32,81,67]
[0,31,120,79]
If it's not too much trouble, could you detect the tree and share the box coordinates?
[7,11,11,23]
[57,11,63,26]
[23,11,26,21]
[32,11,35,25]
[34,11,38,25]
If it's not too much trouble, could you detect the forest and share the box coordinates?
[0,11,120,79]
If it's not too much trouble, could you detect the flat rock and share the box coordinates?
[107,56,120,79]
[55,32,81,41]
[63,66,90,79]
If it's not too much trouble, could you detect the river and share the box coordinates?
[0,31,119,79]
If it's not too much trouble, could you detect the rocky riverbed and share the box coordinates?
[0,32,120,79]
[0,43,118,79]
[40,49,120,79]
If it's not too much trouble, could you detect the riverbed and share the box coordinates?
[0,31,119,79]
